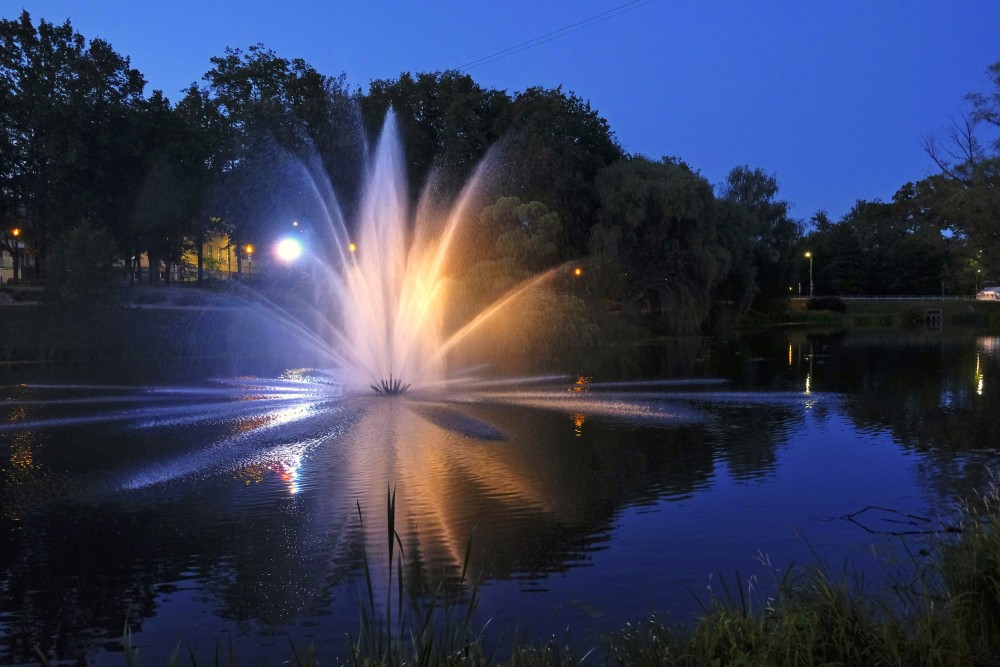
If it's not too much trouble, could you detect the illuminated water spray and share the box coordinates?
[309,111,557,395]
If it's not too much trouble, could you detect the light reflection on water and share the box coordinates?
[0,332,998,665]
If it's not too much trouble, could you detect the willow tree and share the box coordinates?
[589,156,727,333]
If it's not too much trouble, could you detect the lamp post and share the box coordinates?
[804,251,814,299]
[10,227,21,281]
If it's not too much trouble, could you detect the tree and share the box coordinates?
[719,166,801,304]
[505,87,623,254]
[0,11,146,277]
[169,85,229,283]
[589,156,726,333]
[922,60,1000,284]
[198,43,342,267]
[803,191,949,296]
[362,71,510,201]
[452,196,562,316]
[202,44,330,154]
[449,196,597,372]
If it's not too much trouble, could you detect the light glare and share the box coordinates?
[276,238,303,262]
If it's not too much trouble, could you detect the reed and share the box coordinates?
[346,486,498,666]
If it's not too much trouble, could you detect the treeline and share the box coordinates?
[1,11,998,333]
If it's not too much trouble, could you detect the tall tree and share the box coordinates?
[922,60,1000,284]
[362,71,510,201]
[506,86,623,255]
[589,156,726,333]
[0,11,146,277]
[199,43,339,270]
[719,166,801,304]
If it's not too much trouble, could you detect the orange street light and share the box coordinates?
[573,266,583,277]
[10,228,22,280]
[245,244,254,256]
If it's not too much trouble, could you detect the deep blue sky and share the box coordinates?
[8,1,1000,221]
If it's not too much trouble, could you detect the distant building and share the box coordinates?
[181,234,240,280]
[0,246,12,284]
[124,234,242,284]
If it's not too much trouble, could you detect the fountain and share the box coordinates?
[288,110,563,395]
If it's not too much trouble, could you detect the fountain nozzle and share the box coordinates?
[370,374,410,396]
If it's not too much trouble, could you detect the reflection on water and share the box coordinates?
[1,331,999,664]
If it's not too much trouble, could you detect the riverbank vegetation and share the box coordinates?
[344,484,1000,666]
[3,12,1000,337]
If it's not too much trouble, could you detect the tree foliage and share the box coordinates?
[0,10,146,277]
[25,12,1000,331]
[45,220,121,302]
[799,59,1000,297]
[720,166,801,303]
[362,71,509,200]
[589,156,727,332]
[506,86,623,254]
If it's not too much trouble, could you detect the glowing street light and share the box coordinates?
[804,251,814,299]
[243,244,254,276]
[276,237,302,262]
[573,267,583,277]
[10,227,21,280]
[349,242,357,253]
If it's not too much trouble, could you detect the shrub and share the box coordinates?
[806,296,847,313]
[45,220,122,304]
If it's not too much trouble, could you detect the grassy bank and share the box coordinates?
[343,484,1000,666]
[782,298,1000,331]
[0,288,316,374]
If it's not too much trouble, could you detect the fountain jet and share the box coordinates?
[266,109,562,395]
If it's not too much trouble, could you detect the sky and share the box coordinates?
[7,0,1000,222]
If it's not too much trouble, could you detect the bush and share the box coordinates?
[806,296,847,313]
[45,220,122,304]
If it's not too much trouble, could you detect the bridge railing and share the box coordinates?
[791,295,976,302]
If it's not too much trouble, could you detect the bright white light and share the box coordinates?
[276,238,302,262]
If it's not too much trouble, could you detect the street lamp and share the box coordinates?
[804,251,814,299]
[10,227,21,281]
[276,238,302,262]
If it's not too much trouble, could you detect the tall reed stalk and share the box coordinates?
[347,486,497,666]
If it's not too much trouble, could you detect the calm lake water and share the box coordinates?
[1,328,998,665]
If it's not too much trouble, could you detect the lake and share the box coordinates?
[1,328,997,665]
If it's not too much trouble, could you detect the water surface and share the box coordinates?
[1,329,997,664]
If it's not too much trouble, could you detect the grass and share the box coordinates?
[28,484,1000,666]
[782,298,1000,331]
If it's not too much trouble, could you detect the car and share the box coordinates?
[977,286,1000,300]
